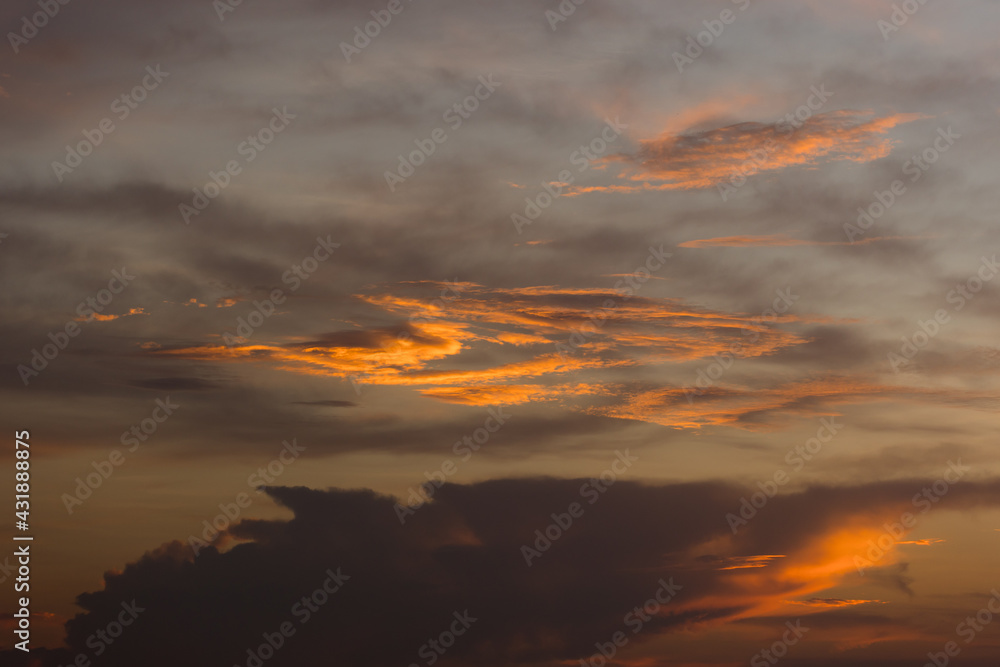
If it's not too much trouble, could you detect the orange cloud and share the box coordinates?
[150,288,976,432]
[572,111,923,194]
[674,525,905,626]
[360,286,815,365]
[658,92,763,135]
[420,384,549,406]
[78,307,146,322]
[420,383,604,406]
[715,555,787,570]
[787,598,887,608]
[151,284,814,404]
[709,525,905,622]
[494,331,550,346]
[679,234,933,248]
[674,486,986,633]
[590,376,943,430]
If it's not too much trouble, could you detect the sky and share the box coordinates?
[1,0,1000,665]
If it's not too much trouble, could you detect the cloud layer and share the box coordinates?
[6,476,1000,666]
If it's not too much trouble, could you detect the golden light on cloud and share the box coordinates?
[148,284,817,413]
[420,383,604,406]
[78,307,146,322]
[786,598,887,608]
[142,282,986,429]
[781,528,886,585]
[571,111,924,194]
[716,554,787,570]
[589,376,898,430]
[678,533,889,624]
[706,527,900,622]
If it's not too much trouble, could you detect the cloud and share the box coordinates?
[127,377,220,391]
[75,307,146,323]
[589,376,990,430]
[145,284,813,411]
[418,383,605,406]
[787,598,887,608]
[572,111,923,194]
[699,554,787,570]
[138,283,997,430]
[290,400,358,408]
[9,476,1000,667]
[678,235,933,248]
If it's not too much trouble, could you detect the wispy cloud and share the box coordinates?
[77,307,146,322]
[147,284,813,410]
[589,376,986,430]
[572,111,923,194]
[705,554,787,570]
[787,598,888,608]
[678,234,933,248]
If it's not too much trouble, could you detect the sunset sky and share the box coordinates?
[2,0,1000,665]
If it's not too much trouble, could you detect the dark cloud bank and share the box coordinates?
[6,476,1000,667]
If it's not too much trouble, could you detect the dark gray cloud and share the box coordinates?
[5,476,1000,666]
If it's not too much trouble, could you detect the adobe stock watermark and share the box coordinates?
[521,450,638,567]
[223,236,340,345]
[385,74,501,192]
[888,255,998,372]
[854,460,970,575]
[48,600,145,666]
[718,84,834,202]
[682,287,798,403]
[61,397,181,514]
[408,610,478,667]
[923,590,1000,667]
[726,417,844,534]
[213,0,250,22]
[578,578,682,667]
[188,439,306,555]
[511,117,628,234]
[844,126,959,242]
[394,406,512,524]
[0,556,15,585]
[234,568,350,667]
[546,0,588,31]
[51,65,169,182]
[554,245,672,360]
[7,0,72,54]
[179,107,296,224]
[17,267,137,386]
[750,620,809,667]
[878,0,931,40]
[673,0,752,73]
[340,0,416,63]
